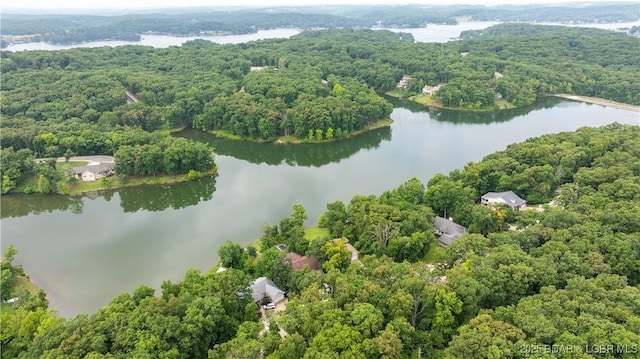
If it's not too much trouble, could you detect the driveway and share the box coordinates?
[36,156,115,165]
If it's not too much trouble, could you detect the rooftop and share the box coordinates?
[286,252,320,271]
[482,191,526,207]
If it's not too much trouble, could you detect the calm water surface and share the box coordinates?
[1,98,638,317]
[2,28,302,51]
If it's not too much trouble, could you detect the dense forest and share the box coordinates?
[2,3,638,45]
[2,124,639,358]
[2,25,639,193]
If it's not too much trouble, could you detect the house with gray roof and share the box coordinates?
[250,277,286,304]
[481,191,526,210]
[434,216,467,247]
[73,163,114,182]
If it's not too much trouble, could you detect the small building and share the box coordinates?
[250,277,286,304]
[73,163,115,182]
[125,91,140,104]
[493,71,504,80]
[286,252,320,271]
[345,242,359,261]
[481,191,526,210]
[396,74,412,89]
[422,84,442,95]
[434,216,467,247]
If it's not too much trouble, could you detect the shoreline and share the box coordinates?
[387,90,640,114]
[209,118,393,145]
[551,94,640,113]
[67,169,218,196]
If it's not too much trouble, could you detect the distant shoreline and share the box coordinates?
[552,94,640,113]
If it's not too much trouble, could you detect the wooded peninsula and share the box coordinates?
[2,24,639,195]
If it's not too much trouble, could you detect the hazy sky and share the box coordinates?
[3,0,635,11]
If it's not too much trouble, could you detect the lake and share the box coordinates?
[4,21,639,51]
[1,97,638,317]
[2,28,303,51]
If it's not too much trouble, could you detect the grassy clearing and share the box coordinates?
[384,89,404,98]
[1,274,40,315]
[56,161,89,173]
[212,130,255,141]
[304,227,330,240]
[410,94,442,107]
[1,304,15,315]
[248,237,262,253]
[14,276,39,295]
[167,126,187,133]
[275,135,298,144]
[495,99,516,109]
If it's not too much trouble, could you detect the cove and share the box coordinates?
[1,97,638,317]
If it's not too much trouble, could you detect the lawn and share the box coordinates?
[304,227,330,240]
[1,304,15,315]
[1,275,40,316]
[410,94,442,107]
[495,99,516,109]
[14,275,39,294]
[56,161,89,173]
[67,169,217,194]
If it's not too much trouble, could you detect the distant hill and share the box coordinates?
[1,3,638,45]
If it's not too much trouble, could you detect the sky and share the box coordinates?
[3,0,635,12]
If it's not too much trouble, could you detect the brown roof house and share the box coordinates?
[286,252,320,271]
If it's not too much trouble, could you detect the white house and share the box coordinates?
[397,74,412,89]
[73,163,114,182]
[481,191,526,210]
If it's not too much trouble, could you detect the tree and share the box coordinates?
[132,285,155,305]
[424,176,474,222]
[218,240,245,269]
[268,332,307,359]
[322,239,351,272]
[35,174,53,194]
[445,314,525,359]
[373,329,403,359]
[255,248,292,291]
[4,245,18,263]
[426,288,463,346]
[350,303,384,338]
[319,200,347,238]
